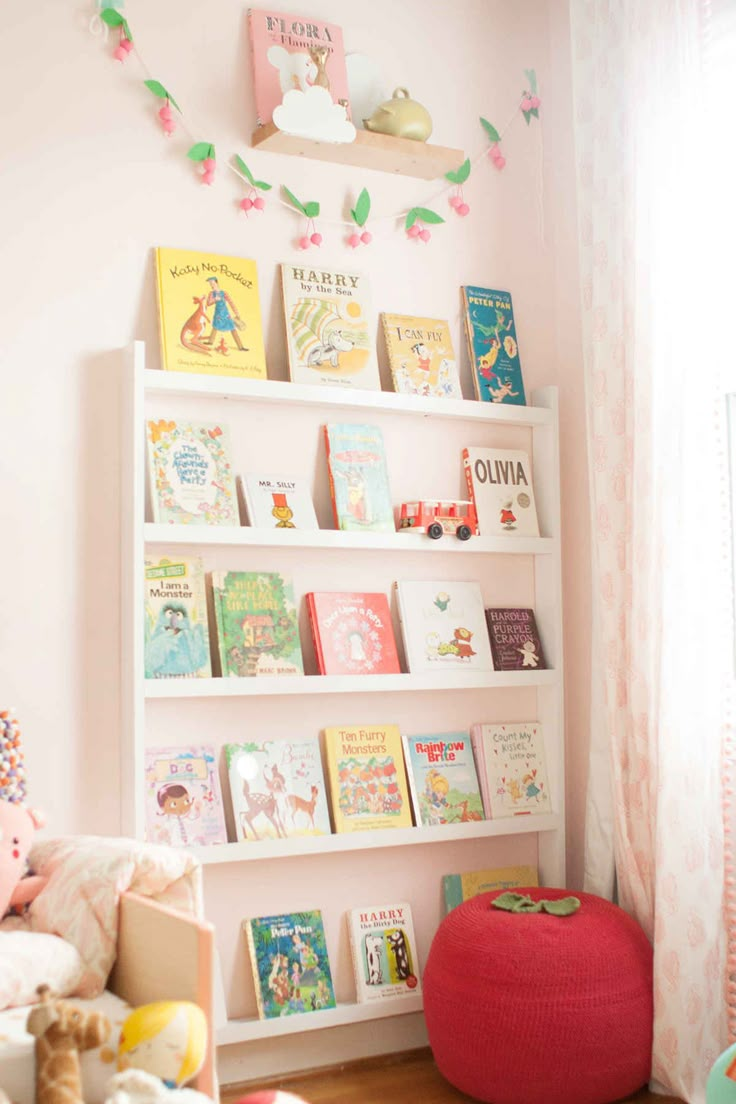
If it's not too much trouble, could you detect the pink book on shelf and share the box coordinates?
[248,9,352,128]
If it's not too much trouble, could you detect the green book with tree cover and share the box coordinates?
[211,571,303,677]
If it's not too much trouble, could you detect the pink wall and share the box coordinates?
[0,0,590,1012]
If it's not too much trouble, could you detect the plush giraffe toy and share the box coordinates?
[26,985,111,1104]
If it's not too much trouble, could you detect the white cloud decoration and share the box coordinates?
[273,86,357,144]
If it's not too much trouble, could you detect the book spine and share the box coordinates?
[247,9,266,129]
[211,574,230,677]
[460,290,481,402]
[462,449,476,514]
[323,426,342,530]
[393,582,413,675]
[401,735,423,828]
[442,875,463,915]
[322,730,344,834]
[244,920,266,1020]
[346,915,368,1004]
[484,610,502,670]
[305,594,326,675]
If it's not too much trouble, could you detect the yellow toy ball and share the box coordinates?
[118,1001,207,1088]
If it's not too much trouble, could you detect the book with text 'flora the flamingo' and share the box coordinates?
[462,447,539,538]
[155,247,267,378]
[144,554,212,679]
[144,745,227,848]
[402,732,484,826]
[146,419,239,527]
[323,725,413,833]
[224,738,330,842]
[244,909,336,1020]
[347,902,421,1003]
[307,591,401,675]
[281,264,380,390]
[461,286,526,405]
[210,571,303,677]
[395,580,493,674]
[248,9,352,129]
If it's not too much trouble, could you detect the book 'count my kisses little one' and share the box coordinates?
[347,902,421,1003]
[461,286,526,405]
[281,264,380,390]
[144,554,211,679]
[155,247,267,379]
[146,419,239,527]
[244,909,336,1019]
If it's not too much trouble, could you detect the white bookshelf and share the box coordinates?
[121,341,566,1072]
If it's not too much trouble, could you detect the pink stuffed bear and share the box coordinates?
[0,709,47,918]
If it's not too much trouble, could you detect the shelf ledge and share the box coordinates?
[144,669,558,699]
[143,522,555,555]
[251,123,464,181]
[217,992,424,1046]
[142,369,553,427]
[193,813,560,866]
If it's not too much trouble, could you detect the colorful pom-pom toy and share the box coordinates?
[0,710,27,805]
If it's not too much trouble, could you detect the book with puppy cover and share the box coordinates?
[461,286,526,405]
[146,419,239,527]
[244,909,336,1019]
[281,264,380,389]
[381,314,462,399]
[248,9,352,129]
[155,247,267,379]
[462,447,539,538]
[347,902,421,1003]
[307,591,401,675]
[323,725,413,833]
[144,554,212,679]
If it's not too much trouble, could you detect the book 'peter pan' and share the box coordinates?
[156,247,267,378]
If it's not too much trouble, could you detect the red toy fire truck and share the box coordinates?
[398,499,479,540]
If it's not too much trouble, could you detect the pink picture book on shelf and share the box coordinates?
[144,745,228,848]
[307,592,401,675]
[248,9,352,128]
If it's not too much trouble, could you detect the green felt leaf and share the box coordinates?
[304,201,320,219]
[208,144,216,160]
[413,206,444,225]
[121,17,132,41]
[445,157,470,184]
[187,142,212,162]
[530,106,539,119]
[282,186,307,215]
[480,117,500,143]
[235,155,256,185]
[167,92,181,113]
[525,68,538,95]
[523,109,532,125]
[253,179,272,192]
[100,8,124,27]
[351,187,371,227]
[144,79,168,100]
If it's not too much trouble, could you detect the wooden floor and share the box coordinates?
[221,1047,682,1104]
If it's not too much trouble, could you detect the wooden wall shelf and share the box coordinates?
[250,122,464,180]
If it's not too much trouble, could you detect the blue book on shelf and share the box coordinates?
[461,286,526,406]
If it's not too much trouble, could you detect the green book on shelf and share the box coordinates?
[210,571,303,677]
[442,864,538,914]
[244,909,336,1020]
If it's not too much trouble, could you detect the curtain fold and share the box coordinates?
[570,1,733,1098]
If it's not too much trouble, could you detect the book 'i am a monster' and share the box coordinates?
[224,737,331,842]
[244,909,336,1020]
[461,286,526,405]
[155,247,267,379]
[146,419,239,527]
[144,554,212,679]
[211,571,304,677]
[281,264,380,390]
[323,725,413,833]
[402,732,484,826]
[144,745,227,848]
[347,902,421,1003]
[324,423,395,533]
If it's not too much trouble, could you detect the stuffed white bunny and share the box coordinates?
[105,1069,213,1104]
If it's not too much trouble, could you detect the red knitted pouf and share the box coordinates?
[423,887,653,1104]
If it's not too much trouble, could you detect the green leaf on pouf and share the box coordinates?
[405,206,445,230]
[480,117,500,143]
[282,186,307,215]
[100,8,124,26]
[304,200,320,219]
[445,158,471,184]
[187,142,213,162]
[524,68,538,95]
[351,187,371,227]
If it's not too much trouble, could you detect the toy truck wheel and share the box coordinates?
[427,522,444,540]
[456,524,472,541]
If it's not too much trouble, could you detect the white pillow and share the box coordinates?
[0,931,84,1010]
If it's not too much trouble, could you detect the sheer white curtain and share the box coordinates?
[570,1,735,1098]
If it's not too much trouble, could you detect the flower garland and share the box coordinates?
[92,3,541,250]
